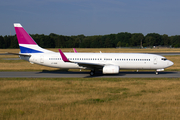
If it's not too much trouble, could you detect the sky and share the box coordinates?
[0,0,180,36]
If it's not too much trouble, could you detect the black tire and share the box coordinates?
[90,70,95,76]
[155,71,159,75]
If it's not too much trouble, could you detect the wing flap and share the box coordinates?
[77,62,104,69]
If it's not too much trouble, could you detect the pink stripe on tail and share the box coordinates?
[14,23,37,45]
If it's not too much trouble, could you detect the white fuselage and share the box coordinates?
[20,52,174,70]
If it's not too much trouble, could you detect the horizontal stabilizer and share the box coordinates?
[7,52,31,56]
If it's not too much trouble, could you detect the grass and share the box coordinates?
[1,48,180,120]
[1,48,180,119]
[1,78,180,119]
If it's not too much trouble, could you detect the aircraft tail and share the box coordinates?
[14,23,53,54]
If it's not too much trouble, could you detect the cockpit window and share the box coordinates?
[161,58,167,61]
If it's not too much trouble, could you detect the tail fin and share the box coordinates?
[14,23,53,53]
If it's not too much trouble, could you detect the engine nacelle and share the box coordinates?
[102,65,119,74]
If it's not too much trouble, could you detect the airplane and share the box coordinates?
[12,23,174,76]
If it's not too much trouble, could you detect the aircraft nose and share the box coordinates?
[168,60,174,67]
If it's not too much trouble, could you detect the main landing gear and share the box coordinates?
[90,70,95,76]
[155,71,158,75]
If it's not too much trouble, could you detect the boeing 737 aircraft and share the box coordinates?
[12,23,173,76]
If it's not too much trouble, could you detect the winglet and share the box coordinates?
[59,49,70,62]
[73,48,77,53]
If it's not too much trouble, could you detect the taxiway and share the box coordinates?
[0,71,179,78]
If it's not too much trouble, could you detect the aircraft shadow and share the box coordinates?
[37,70,177,78]
[85,71,177,78]
[38,70,90,74]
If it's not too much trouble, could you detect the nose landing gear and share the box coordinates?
[155,69,164,75]
[155,71,158,75]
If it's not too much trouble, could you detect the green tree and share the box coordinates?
[170,35,180,47]
[90,36,101,48]
[116,32,131,47]
[104,37,113,48]
[117,41,121,47]
[3,35,11,48]
[162,34,169,46]
[80,37,91,48]
[10,36,18,48]
[129,33,144,47]
[144,33,162,47]
[0,36,4,48]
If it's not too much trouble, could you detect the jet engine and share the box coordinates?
[102,65,119,74]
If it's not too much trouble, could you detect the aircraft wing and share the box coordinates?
[77,62,104,69]
[59,49,104,69]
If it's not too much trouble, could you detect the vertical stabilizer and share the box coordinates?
[14,23,53,54]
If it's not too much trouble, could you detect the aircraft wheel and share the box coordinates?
[90,70,95,76]
[155,71,159,75]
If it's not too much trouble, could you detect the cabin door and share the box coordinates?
[40,55,44,63]
[153,56,157,65]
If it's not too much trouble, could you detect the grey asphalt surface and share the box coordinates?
[0,71,179,78]
[152,53,180,55]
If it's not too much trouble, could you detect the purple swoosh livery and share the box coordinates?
[14,24,37,45]
[59,49,70,62]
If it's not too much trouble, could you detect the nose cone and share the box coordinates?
[170,61,174,66]
[168,60,174,67]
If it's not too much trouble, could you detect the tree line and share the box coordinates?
[0,32,180,48]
